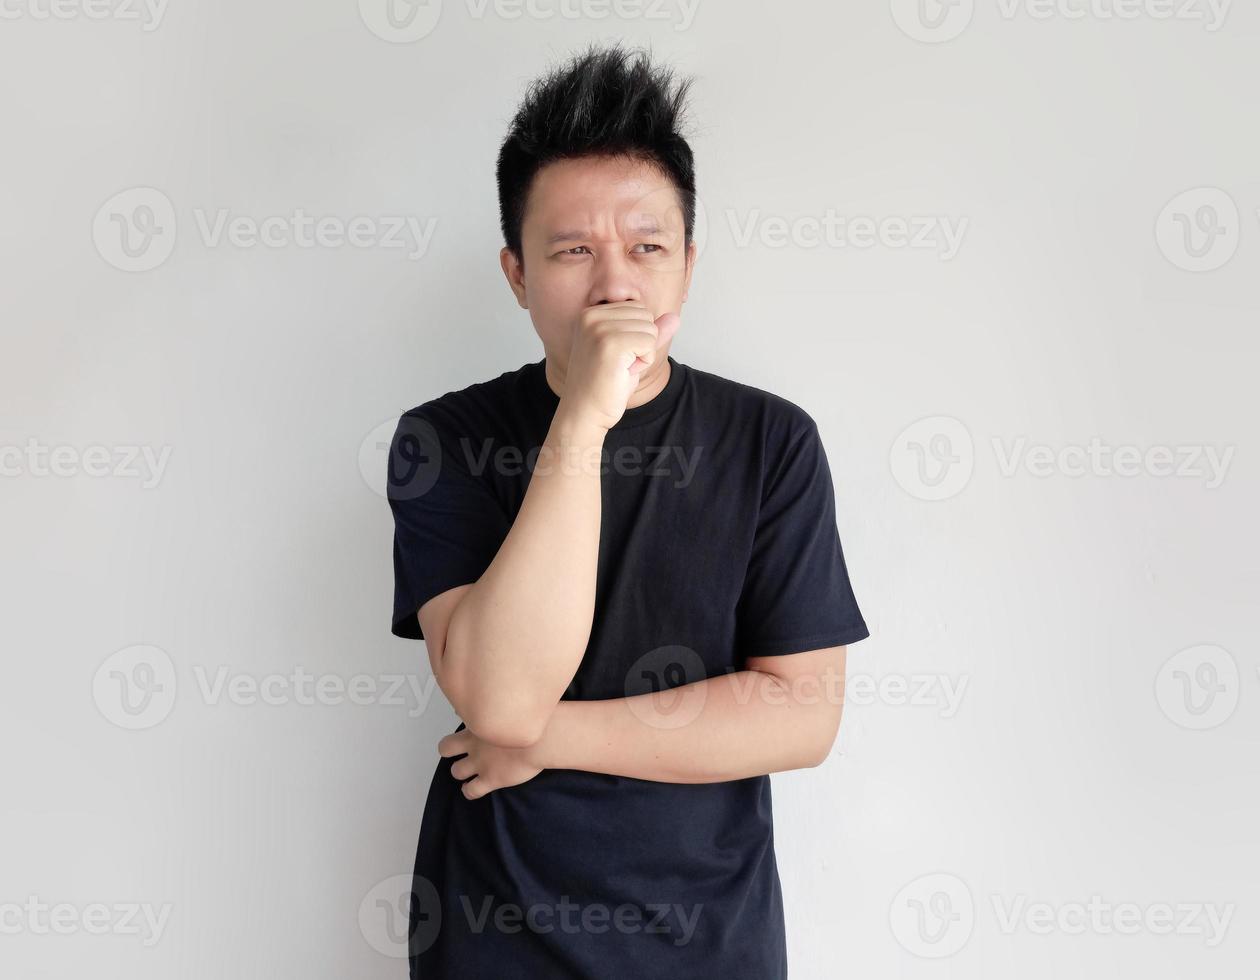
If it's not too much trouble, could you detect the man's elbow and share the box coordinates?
[436,615,561,748]
[439,665,550,748]
[444,673,542,747]
[463,699,550,749]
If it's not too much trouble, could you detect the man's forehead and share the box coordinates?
[531,195,684,244]
[527,159,682,239]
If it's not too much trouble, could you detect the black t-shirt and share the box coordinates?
[387,354,869,979]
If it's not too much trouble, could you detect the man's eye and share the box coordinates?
[561,244,661,255]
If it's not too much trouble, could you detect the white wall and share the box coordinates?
[3,1,1257,977]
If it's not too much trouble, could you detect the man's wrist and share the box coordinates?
[549,404,609,447]
[534,409,608,479]
[529,701,577,771]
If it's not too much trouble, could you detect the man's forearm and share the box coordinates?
[441,405,606,746]
[531,668,845,783]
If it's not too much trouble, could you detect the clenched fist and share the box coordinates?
[559,300,681,432]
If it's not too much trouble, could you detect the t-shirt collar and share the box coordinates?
[529,354,685,432]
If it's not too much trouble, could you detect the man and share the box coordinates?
[387,41,869,979]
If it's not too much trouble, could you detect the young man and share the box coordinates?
[387,42,869,979]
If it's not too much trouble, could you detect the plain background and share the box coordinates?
[3,1,1258,977]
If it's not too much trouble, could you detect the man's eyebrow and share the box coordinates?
[545,220,663,245]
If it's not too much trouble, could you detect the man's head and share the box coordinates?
[496,43,698,384]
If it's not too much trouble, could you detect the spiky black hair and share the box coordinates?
[495,41,697,262]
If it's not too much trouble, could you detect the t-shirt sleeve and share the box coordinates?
[735,415,870,657]
[387,408,512,641]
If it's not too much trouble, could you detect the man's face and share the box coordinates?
[500,154,696,381]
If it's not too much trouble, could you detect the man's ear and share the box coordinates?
[500,246,528,309]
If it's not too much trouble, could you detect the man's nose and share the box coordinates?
[588,250,642,307]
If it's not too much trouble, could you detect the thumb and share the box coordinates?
[654,311,681,349]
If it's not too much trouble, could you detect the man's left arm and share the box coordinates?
[442,413,867,796]
[442,646,847,796]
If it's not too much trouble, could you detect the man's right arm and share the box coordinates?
[417,299,679,749]
[421,404,608,748]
